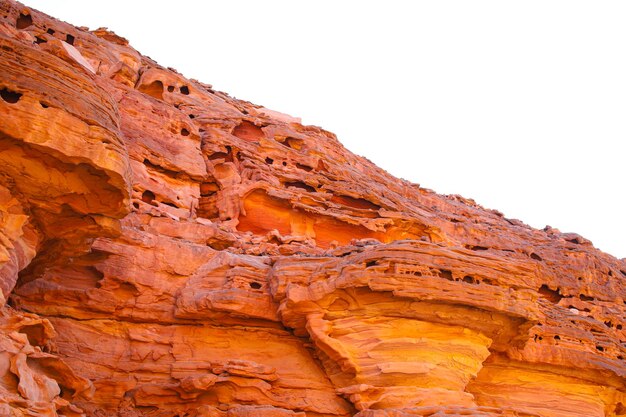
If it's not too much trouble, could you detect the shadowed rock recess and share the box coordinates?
[0,1,624,416]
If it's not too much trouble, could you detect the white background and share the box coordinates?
[23,1,626,258]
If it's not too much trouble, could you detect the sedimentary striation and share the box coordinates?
[0,1,624,416]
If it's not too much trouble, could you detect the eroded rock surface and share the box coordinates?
[0,1,624,416]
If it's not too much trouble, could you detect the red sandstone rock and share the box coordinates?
[0,1,625,416]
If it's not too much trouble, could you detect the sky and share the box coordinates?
[23,1,626,259]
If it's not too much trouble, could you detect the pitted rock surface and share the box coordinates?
[0,1,625,416]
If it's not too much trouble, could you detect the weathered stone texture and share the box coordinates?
[0,1,624,416]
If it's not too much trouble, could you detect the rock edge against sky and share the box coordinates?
[0,1,625,416]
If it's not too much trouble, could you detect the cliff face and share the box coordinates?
[0,1,624,416]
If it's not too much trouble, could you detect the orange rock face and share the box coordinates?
[0,1,625,416]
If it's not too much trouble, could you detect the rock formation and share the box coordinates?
[0,1,624,416]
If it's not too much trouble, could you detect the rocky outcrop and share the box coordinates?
[0,1,624,416]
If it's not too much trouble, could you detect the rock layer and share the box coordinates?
[0,1,624,416]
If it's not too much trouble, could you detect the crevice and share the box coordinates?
[330,194,381,211]
[142,158,194,180]
[284,181,316,193]
[466,245,488,251]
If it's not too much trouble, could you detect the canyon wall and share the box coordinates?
[0,1,624,416]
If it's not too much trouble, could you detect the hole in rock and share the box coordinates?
[462,275,476,284]
[538,284,563,303]
[161,201,178,208]
[285,181,316,193]
[439,270,454,281]
[616,403,626,415]
[132,202,139,209]
[467,245,489,251]
[112,282,140,299]
[207,152,232,162]
[40,101,49,108]
[282,161,287,166]
[366,260,378,267]
[605,321,614,328]
[296,163,313,172]
[265,157,274,165]
[65,34,75,45]
[554,335,561,340]
[16,13,32,29]
[167,85,175,92]
[330,194,381,211]
[279,137,304,150]
[530,252,542,261]
[233,121,264,142]
[596,345,604,352]
[188,114,195,119]
[200,181,219,196]
[180,85,190,95]
[317,159,328,172]
[181,128,190,136]
[579,294,595,302]
[329,298,350,311]
[249,282,262,290]
[35,36,46,44]
[19,323,46,347]
[138,80,164,100]
[141,190,156,205]
[618,356,624,361]
[1,88,22,103]
[617,324,623,330]
[47,28,54,35]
